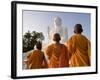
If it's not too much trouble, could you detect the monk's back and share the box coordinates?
[73,34,88,51]
[46,43,69,68]
[28,50,44,69]
[68,34,90,66]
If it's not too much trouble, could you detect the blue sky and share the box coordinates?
[23,10,91,43]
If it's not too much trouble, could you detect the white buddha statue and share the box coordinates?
[48,16,68,43]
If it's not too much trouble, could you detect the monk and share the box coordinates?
[45,33,69,68]
[67,24,91,67]
[26,41,47,69]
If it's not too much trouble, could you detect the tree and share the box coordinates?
[23,31,44,52]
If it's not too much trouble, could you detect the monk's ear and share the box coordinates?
[81,29,83,33]
[74,30,76,33]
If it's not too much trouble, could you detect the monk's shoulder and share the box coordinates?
[40,51,44,55]
[33,50,37,53]
[81,35,88,40]
[33,50,44,57]
[47,44,54,49]
[61,44,67,48]
[72,34,79,38]
[78,34,89,42]
[68,35,76,42]
[39,51,44,58]
[32,50,38,55]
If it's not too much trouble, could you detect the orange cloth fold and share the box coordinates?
[26,50,47,69]
[46,43,69,68]
[67,34,91,67]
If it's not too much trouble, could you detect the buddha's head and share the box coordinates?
[54,16,62,27]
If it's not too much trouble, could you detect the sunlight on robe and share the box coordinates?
[45,43,69,68]
[26,50,47,69]
[67,34,91,67]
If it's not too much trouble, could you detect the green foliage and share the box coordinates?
[23,31,44,52]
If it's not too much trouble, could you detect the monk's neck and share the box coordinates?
[54,42,60,44]
[75,33,81,35]
[36,49,41,51]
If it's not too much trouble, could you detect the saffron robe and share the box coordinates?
[46,43,69,68]
[67,34,91,67]
[27,50,47,69]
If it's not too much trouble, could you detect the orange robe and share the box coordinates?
[67,34,91,67]
[46,43,69,68]
[27,50,47,69]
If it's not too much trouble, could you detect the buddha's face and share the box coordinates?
[54,17,62,27]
